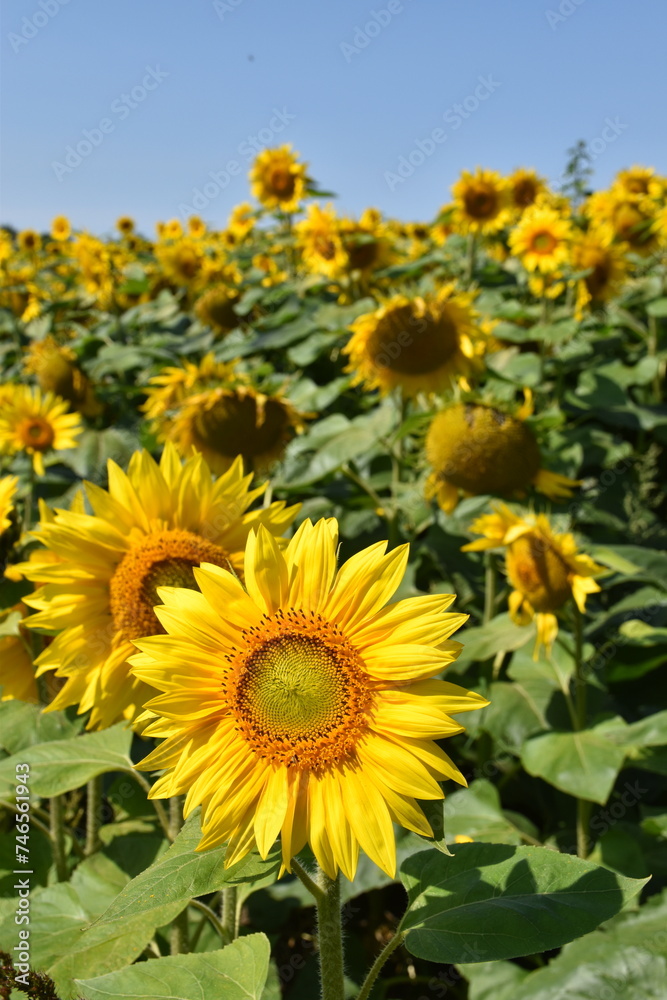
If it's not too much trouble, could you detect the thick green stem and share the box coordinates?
[49,796,68,882]
[220,886,238,943]
[169,797,189,955]
[356,931,405,1000]
[315,868,345,1000]
[291,858,325,902]
[572,608,590,857]
[85,775,103,856]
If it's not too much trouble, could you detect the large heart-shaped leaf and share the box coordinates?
[399,843,647,964]
[521,724,628,803]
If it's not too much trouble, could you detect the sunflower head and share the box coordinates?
[24,337,101,418]
[508,205,572,273]
[585,191,658,254]
[18,230,41,253]
[141,354,241,423]
[166,384,305,475]
[462,505,604,655]
[188,215,207,238]
[344,285,486,397]
[51,215,71,241]
[20,444,299,729]
[194,287,240,335]
[131,518,485,878]
[425,401,578,513]
[227,202,255,241]
[250,145,308,213]
[0,385,83,476]
[509,169,546,211]
[295,203,348,279]
[451,168,510,234]
[571,228,628,315]
[613,165,658,199]
[116,216,135,235]
[156,239,204,285]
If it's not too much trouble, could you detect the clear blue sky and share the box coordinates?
[2,0,665,234]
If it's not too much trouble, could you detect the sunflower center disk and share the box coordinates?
[230,612,372,769]
[368,304,459,375]
[19,418,55,451]
[506,536,571,612]
[109,528,230,642]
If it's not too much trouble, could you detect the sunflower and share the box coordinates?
[250,145,307,213]
[0,386,82,476]
[116,216,135,235]
[194,287,240,336]
[0,605,38,703]
[344,285,488,397]
[24,337,102,418]
[451,168,511,235]
[165,385,305,475]
[339,209,392,277]
[227,203,255,241]
[508,169,546,212]
[612,165,660,199]
[131,518,485,878]
[20,445,299,729]
[156,239,204,285]
[295,204,348,279]
[585,191,658,255]
[462,505,604,655]
[141,354,240,423]
[17,230,42,253]
[0,476,18,535]
[425,401,578,513]
[508,205,572,273]
[570,229,628,316]
[51,215,71,241]
[188,216,207,238]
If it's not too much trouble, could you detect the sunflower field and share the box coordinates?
[0,149,666,1000]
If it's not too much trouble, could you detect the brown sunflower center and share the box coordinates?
[531,230,558,253]
[367,303,459,375]
[513,179,538,208]
[426,404,542,497]
[109,528,230,642]
[18,418,55,452]
[192,392,291,463]
[506,535,571,612]
[227,609,372,769]
[464,186,498,220]
[269,167,296,198]
[346,237,379,271]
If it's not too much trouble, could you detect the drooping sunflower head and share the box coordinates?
[462,505,604,655]
[571,228,628,315]
[20,444,299,729]
[508,205,573,273]
[0,385,83,476]
[51,215,71,241]
[451,168,511,235]
[17,230,42,253]
[165,384,306,475]
[509,169,546,212]
[132,518,486,878]
[194,286,240,336]
[344,285,488,397]
[425,401,579,513]
[250,145,308,213]
[23,337,101,418]
[295,203,348,279]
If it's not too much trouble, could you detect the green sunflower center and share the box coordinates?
[229,610,372,769]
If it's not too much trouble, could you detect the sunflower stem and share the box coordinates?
[168,796,189,955]
[22,462,35,534]
[483,553,497,626]
[291,858,325,903]
[220,886,238,943]
[84,775,103,856]
[465,232,477,285]
[356,931,405,1000]
[49,795,68,882]
[572,607,591,858]
[315,868,345,1000]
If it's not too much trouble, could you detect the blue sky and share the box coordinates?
[2,0,665,234]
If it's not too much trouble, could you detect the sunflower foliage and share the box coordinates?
[0,151,666,1000]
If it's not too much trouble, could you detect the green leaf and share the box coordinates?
[91,811,281,932]
[399,843,647,964]
[512,944,666,999]
[443,780,540,846]
[0,723,133,798]
[458,959,529,1000]
[454,614,534,669]
[0,700,82,754]
[521,723,628,804]
[75,934,271,1000]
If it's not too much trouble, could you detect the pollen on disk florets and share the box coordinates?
[109,529,231,642]
[226,608,373,771]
